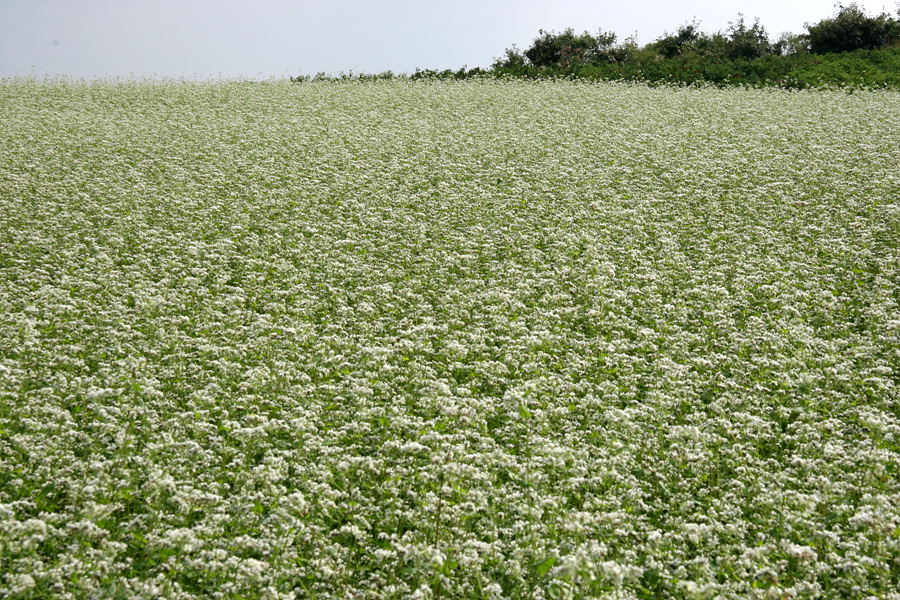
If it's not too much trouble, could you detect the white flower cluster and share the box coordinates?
[1,76,899,599]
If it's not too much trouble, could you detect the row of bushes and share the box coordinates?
[485,3,900,89]
[489,45,900,89]
[293,45,900,91]
[292,3,900,89]
[491,4,900,67]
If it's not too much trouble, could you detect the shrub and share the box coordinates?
[725,15,774,60]
[806,3,900,53]
[522,28,618,68]
[651,21,703,59]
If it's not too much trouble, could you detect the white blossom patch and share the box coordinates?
[0,76,899,598]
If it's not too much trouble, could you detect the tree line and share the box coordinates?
[294,3,900,89]
[499,3,900,68]
[485,3,900,88]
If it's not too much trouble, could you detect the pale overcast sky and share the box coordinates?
[1,0,896,79]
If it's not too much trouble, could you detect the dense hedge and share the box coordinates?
[293,4,900,90]
[487,46,900,90]
[294,47,900,91]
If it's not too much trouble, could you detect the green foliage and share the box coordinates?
[651,21,703,59]
[772,32,811,56]
[409,66,487,80]
[289,7,900,90]
[786,46,900,87]
[522,27,618,68]
[490,39,900,89]
[724,14,773,60]
[490,45,527,70]
[484,12,900,90]
[805,2,900,54]
[611,15,774,63]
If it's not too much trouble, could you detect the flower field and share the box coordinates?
[1,77,899,599]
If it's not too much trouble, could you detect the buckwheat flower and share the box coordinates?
[239,557,269,580]
[17,518,48,550]
[409,584,433,600]
[5,574,36,595]
[3,75,899,599]
[282,490,308,514]
[783,542,818,563]
[161,527,199,552]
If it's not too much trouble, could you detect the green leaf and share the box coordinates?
[533,556,557,577]
[519,403,532,419]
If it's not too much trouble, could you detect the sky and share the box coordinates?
[1,0,897,80]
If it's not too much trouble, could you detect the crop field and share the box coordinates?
[1,77,899,599]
